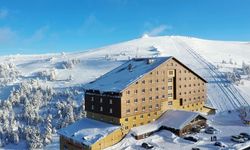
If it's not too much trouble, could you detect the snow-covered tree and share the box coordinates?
[44,114,53,145]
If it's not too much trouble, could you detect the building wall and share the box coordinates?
[120,58,207,128]
[85,91,122,118]
[91,128,124,150]
[60,136,89,150]
[76,57,207,150]
[60,128,124,150]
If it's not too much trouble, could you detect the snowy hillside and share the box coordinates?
[0,36,250,149]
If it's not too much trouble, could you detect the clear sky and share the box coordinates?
[0,0,249,55]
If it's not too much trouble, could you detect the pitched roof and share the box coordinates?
[84,57,171,92]
[131,110,206,136]
[57,118,120,146]
[84,56,207,93]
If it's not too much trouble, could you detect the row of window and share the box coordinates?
[178,83,204,87]
[182,102,203,108]
[124,112,158,122]
[91,97,113,104]
[126,104,160,114]
[134,78,173,86]
[181,96,205,102]
[127,85,173,95]
[126,94,173,104]
[91,105,113,114]
[179,90,205,95]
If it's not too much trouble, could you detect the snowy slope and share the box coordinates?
[2,36,249,110]
[0,36,250,149]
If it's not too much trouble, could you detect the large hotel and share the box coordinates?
[58,56,210,150]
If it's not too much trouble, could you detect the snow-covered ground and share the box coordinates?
[107,111,250,150]
[0,35,249,149]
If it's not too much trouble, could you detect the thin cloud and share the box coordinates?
[0,27,16,43]
[0,9,8,19]
[24,25,50,43]
[145,24,172,36]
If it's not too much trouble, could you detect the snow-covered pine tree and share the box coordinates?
[44,114,53,145]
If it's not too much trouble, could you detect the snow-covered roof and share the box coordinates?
[57,118,121,146]
[84,57,171,92]
[131,110,206,136]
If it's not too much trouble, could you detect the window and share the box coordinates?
[142,106,146,111]
[155,96,159,99]
[133,124,136,127]
[100,98,103,103]
[109,99,113,104]
[149,105,152,109]
[142,98,145,102]
[91,105,94,110]
[149,97,152,100]
[134,90,138,94]
[156,79,159,82]
[126,109,130,113]
[156,104,159,108]
[125,118,128,121]
[91,97,94,101]
[134,99,138,103]
[168,93,173,98]
[125,126,128,130]
[100,106,103,111]
[156,87,159,91]
[162,95,165,98]
[168,86,172,90]
[127,90,130,94]
[168,101,173,105]
[162,79,165,82]
[142,89,145,93]
[109,108,113,114]
[134,108,138,112]
[168,78,173,82]
[180,98,183,106]
[142,80,145,84]
[149,88,152,92]
[64,145,69,150]
[140,115,143,118]
[149,80,152,83]
[162,86,165,90]
[148,113,151,117]
[168,70,174,75]
[126,100,130,104]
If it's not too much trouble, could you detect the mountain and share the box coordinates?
[0,36,250,149]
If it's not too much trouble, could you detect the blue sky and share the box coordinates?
[0,0,249,55]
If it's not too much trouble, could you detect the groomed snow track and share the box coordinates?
[172,38,250,112]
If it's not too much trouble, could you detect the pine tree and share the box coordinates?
[44,114,53,145]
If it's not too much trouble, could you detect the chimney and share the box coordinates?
[128,64,133,72]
